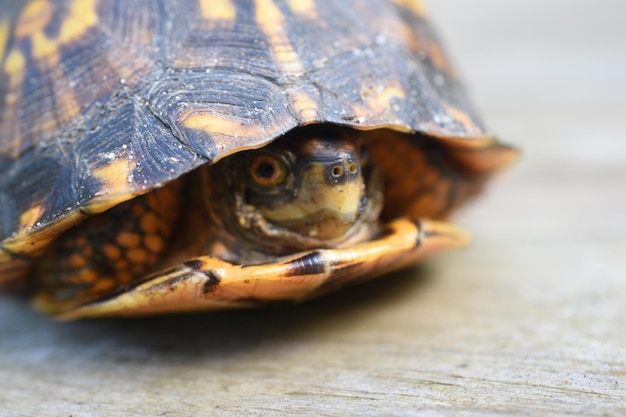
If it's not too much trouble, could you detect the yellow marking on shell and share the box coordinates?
[4,48,26,76]
[199,0,236,21]
[428,40,454,76]
[289,90,319,121]
[90,157,137,212]
[6,3,84,123]
[3,0,99,106]
[59,0,98,43]
[17,204,45,235]
[443,104,483,134]
[181,111,260,139]
[58,93,81,121]
[391,0,427,17]
[4,1,49,88]
[31,30,59,62]
[391,20,419,53]
[4,209,85,260]
[15,0,52,37]
[287,0,317,17]
[12,0,98,63]
[360,82,406,114]
[0,19,10,60]
[255,0,304,75]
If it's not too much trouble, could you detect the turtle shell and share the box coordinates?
[0,0,516,318]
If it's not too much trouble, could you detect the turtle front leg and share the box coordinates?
[33,183,182,316]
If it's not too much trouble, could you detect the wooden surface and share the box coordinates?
[1,1,625,415]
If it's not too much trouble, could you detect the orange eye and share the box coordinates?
[249,155,285,186]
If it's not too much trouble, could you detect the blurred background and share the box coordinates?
[429,0,626,308]
[1,1,625,415]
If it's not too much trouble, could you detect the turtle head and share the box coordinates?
[207,127,382,260]
[244,130,366,239]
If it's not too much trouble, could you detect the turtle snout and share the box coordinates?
[326,156,360,185]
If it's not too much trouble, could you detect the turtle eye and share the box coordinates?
[248,154,286,187]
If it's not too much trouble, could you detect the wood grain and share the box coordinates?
[1,0,625,415]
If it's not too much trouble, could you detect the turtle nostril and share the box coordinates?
[348,162,357,174]
[332,165,344,177]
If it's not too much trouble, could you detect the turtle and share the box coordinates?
[0,0,516,320]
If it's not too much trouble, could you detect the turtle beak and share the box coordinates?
[260,151,364,240]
